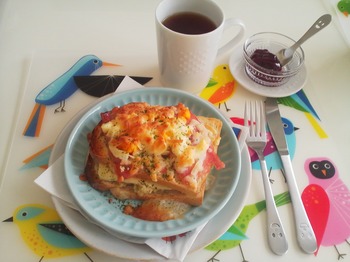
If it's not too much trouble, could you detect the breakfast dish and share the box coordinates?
[64,88,241,238]
[85,102,225,221]
[229,46,307,97]
[49,99,251,259]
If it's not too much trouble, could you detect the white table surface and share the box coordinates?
[0,0,349,261]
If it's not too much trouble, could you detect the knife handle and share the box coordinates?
[280,155,317,254]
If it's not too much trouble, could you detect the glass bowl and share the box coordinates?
[243,32,304,87]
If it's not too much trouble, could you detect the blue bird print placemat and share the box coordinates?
[0,50,349,262]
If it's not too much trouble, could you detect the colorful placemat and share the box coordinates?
[1,51,349,262]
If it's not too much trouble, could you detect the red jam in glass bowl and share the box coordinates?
[243,32,304,87]
[250,49,282,72]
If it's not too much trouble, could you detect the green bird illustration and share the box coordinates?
[206,191,291,251]
[338,0,350,17]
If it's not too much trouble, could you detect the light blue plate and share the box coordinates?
[64,87,241,238]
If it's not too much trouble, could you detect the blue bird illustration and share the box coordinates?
[3,204,92,261]
[277,90,327,138]
[251,117,298,172]
[231,116,298,172]
[23,55,118,137]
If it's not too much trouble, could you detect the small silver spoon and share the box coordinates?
[276,14,332,67]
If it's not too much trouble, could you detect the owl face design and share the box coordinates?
[309,160,335,180]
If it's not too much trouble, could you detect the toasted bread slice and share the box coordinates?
[123,199,191,222]
[84,103,224,210]
[109,177,206,206]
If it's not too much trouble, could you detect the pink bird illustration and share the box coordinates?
[302,157,350,259]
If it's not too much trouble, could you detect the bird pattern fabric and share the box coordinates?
[338,0,350,17]
[250,117,297,171]
[22,55,117,137]
[21,55,151,138]
[199,64,236,112]
[199,64,350,260]
[2,55,350,262]
[302,157,350,255]
[4,204,90,260]
[230,116,297,171]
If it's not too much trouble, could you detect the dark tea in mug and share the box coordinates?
[162,12,217,35]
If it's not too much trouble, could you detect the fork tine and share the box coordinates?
[254,101,260,138]
[250,102,254,137]
[251,102,256,137]
[260,101,267,139]
[245,101,266,139]
[245,101,256,137]
[244,102,248,127]
[250,101,256,137]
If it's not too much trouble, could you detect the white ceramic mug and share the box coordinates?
[155,0,245,93]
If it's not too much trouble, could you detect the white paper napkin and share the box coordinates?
[35,154,75,209]
[35,76,247,261]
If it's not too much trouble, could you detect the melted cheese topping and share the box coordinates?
[99,102,214,190]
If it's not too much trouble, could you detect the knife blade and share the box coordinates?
[265,97,317,254]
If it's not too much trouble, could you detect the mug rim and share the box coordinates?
[155,0,225,37]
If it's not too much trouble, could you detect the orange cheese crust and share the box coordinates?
[85,102,225,209]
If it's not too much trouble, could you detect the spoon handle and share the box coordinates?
[286,14,332,56]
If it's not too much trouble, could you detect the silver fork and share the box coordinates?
[244,101,288,255]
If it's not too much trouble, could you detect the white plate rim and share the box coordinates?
[229,46,307,97]
[50,91,252,260]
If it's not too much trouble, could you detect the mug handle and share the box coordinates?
[217,18,246,56]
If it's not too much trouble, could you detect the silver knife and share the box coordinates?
[265,97,317,254]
